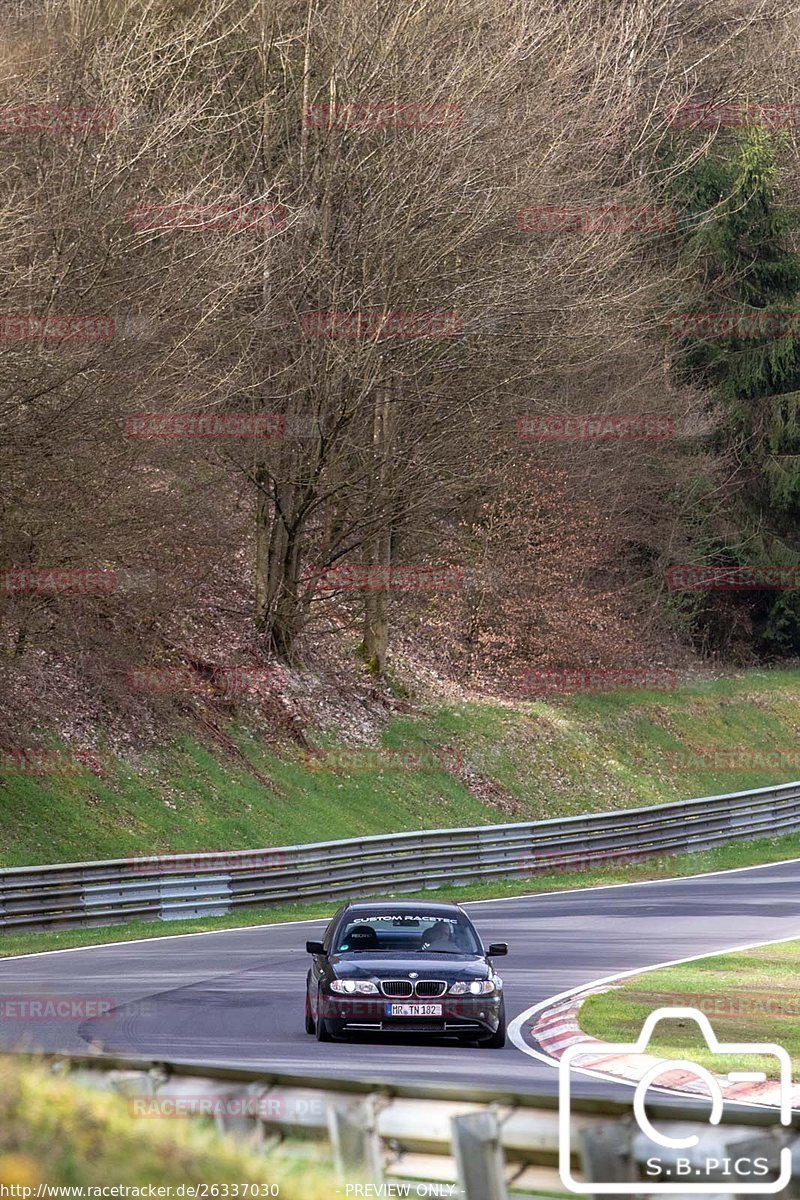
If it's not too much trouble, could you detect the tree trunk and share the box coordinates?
[254,464,303,662]
[254,462,272,631]
[362,380,392,675]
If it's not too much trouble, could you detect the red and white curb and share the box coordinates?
[532,988,797,1109]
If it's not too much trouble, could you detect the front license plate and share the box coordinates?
[386,1003,443,1017]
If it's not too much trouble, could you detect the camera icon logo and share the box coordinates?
[558,1006,792,1194]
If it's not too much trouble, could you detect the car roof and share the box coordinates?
[339,900,467,916]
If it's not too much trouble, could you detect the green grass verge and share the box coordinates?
[2,668,800,868]
[3,828,800,960]
[0,1056,339,1192]
[579,939,800,1076]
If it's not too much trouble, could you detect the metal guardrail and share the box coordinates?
[2,779,800,932]
[38,1051,800,1198]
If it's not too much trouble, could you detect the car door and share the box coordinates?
[309,908,344,1014]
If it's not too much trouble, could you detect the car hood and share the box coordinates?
[327,952,491,980]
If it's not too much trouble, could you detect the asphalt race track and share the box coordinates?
[2,858,800,1100]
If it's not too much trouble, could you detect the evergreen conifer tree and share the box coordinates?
[672,128,800,653]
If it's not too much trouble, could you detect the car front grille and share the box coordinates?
[414,980,447,998]
[379,979,448,998]
[381,980,414,998]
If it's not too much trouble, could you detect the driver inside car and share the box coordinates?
[421,920,455,951]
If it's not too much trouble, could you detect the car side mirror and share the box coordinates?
[306,940,326,955]
[487,943,508,956]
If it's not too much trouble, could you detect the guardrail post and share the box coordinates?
[783,1137,800,1199]
[327,1096,384,1184]
[578,1121,636,1198]
[451,1107,508,1200]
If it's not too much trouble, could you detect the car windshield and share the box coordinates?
[334,911,481,954]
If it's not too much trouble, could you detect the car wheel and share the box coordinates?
[304,991,315,1035]
[478,1002,506,1049]
[315,989,332,1041]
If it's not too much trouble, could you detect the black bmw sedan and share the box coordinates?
[304,899,508,1047]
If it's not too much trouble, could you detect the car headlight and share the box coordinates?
[329,979,379,994]
[448,980,495,995]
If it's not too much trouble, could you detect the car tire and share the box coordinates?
[304,991,315,1035]
[478,1002,506,1049]
[315,989,332,1042]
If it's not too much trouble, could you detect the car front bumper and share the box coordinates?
[319,992,503,1037]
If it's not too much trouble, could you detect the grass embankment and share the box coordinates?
[2,669,800,868]
[0,1056,337,1193]
[3,830,800,959]
[579,938,800,1076]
